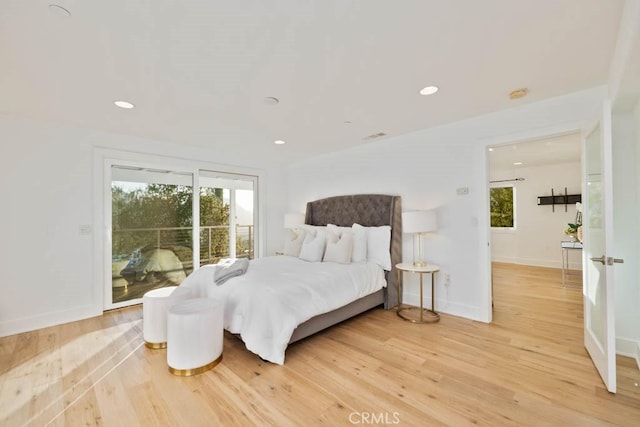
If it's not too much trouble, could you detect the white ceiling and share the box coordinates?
[488,132,581,171]
[0,0,625,164]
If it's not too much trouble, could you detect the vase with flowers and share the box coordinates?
[564,202,583,242]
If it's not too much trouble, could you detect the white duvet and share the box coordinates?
[189,256,386,365]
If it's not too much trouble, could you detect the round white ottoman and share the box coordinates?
[167,298,224,376]
[142,286,193,349]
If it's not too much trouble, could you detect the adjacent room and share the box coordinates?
[1,1,639,425]
[489,133,583,280]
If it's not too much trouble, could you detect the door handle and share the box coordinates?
[590,255,624,265]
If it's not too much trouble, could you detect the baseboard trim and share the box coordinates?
[402,292,482,322]
[616,336,640,359]
[0,304,102,338]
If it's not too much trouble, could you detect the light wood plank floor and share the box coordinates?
[1,263,639,426]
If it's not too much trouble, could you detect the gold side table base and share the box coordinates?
[395,263,441,324]
[397,306,440,323]
[169,354,223,377]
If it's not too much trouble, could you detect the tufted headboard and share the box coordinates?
[304,194,402,309]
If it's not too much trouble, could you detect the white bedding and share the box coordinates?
[203,256,387,364]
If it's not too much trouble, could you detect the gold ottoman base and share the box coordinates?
[169,354,223,377]
[145,341,167,349]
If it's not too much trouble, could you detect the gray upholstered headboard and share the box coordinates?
[304,194,402,309]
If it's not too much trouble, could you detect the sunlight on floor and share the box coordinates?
[0,319,142,423]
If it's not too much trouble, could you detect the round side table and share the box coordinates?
[395,263,440,323]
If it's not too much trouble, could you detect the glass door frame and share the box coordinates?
[95,149,263,311]
[197,169,259,267]
[104,158,197,310]
[581,100,617,393]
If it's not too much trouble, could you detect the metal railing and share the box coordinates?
[112,224,254,269]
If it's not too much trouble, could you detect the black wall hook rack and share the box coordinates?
[537,187,581,212]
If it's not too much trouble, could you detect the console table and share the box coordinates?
[561,241,583,287]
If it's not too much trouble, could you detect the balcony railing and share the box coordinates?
[112,224,254,273]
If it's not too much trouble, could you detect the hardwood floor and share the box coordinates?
[1,263,639,426]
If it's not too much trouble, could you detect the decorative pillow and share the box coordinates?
[353,223,391,270]
[283,228,306,257]
[327,223,351,236]
[367,225,392,270]
[350,224,368,263]
[323,232,353,264]
[298,231,327,262]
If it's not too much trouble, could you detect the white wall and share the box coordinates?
[0,114,287,337]
[490,160,583,269]
[612,110,639,357]
[635,98,640,365]
[287,87,605,322]
[607,0,640,361]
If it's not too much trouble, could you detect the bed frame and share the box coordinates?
[288,194,402,343]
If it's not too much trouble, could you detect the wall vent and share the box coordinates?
[363,132,387,141]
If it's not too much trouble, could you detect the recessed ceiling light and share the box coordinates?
[488,148,494,152]
[114,100,135,109]
[509,88,528,100]
[48,4,71,17]
[513,162,523,166]
[274,140,285,145]
[419,86,439,96]
[264,97,280,105]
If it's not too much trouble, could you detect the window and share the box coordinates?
[490,186,515,228]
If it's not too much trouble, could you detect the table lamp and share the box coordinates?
[402,210,437,267]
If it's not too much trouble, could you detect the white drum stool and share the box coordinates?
[167,298,224,376]
[142,286,192,349]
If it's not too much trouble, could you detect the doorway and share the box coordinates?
[488,133,583,291]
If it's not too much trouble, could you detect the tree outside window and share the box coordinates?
[490,186,515,228]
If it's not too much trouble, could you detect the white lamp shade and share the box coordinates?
[284,213,305,229]
[402,210,437,233]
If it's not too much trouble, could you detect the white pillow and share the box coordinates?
[367,225,392,270]
[353,223,391,270]
[298,231,327,262]
[283,228,306,257]
[350,224,368,263]
[327,223,351,236]
[323,232,353,264]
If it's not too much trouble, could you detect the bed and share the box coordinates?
[182,194,402,364]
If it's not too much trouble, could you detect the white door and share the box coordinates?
[582,100,621,393]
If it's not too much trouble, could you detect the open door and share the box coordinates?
[582,100,622,393]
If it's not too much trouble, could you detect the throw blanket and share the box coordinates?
[179,258,249,298]
[215,258,249,285]
[208,256,386,364]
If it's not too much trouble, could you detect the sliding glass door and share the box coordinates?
[110,166,194,306]
[199,171,256,266]
[107,164,258,309]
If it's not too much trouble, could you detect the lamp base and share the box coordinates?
[412,261,427,267]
